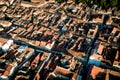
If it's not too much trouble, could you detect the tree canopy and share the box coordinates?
[55,0,120,9]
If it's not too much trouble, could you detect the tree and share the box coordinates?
[55,0,67,3]
[55,0,119,9]
[110,0,118,7]
[73,0,86,4]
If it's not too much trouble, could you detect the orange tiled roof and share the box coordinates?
[0,6,7,12]
[0,37,8,43]
[67,0,73,2]
[28,26,33,31]
[52,35,58,41]
[39,27,46,32]
[112,27,118,34]
[93,17,103,23]
[54,66,73,76]
[97,44,104,55]
[3,65,12,77]
[106,17,113,25]
[0,0,7,5]
[25,48,34,58]
[35,41,40,46]
[90,53,103,60]
[118,33,120,37]
[115,51,120,61]
[90,66,105,79]
[31,0,45,3]
[0,14,5,19]
[3,71,10,77]
[40,52,50,61]
[69,57,77,68]
[107,69,120,78]
[21,1,41,8]
[0,20,12,27]
[44,30,51,35]
[40,41,47,47]
[46,43,52,49]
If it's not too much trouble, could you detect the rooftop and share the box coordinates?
[0,0,120,80]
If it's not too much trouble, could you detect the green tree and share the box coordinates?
[100,0,106,8]
[110,0,118,7]
[55,0,119,8]
[72,0,86,4]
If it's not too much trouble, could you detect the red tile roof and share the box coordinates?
[0,14,5,19]
[97,44,104,55]
[25,48,34,58]
[93,17,103,23]
[52,35,58,41]
[39,27,46,32]
[0,20,12,27]
[31,0,45,3]
[3,65,12,77]
[53,66,73,76]
[90,53,103,60]
[40,52,50,61]
[35,41,40,46]
[0,6,7,12]
[0,37,8,43]
[40,41,47,47]
[69,57,77,69]
[90,66,105,79]
[112,27,118,34]
[44,30,51,35]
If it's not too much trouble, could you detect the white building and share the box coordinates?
[2,39,13,52]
